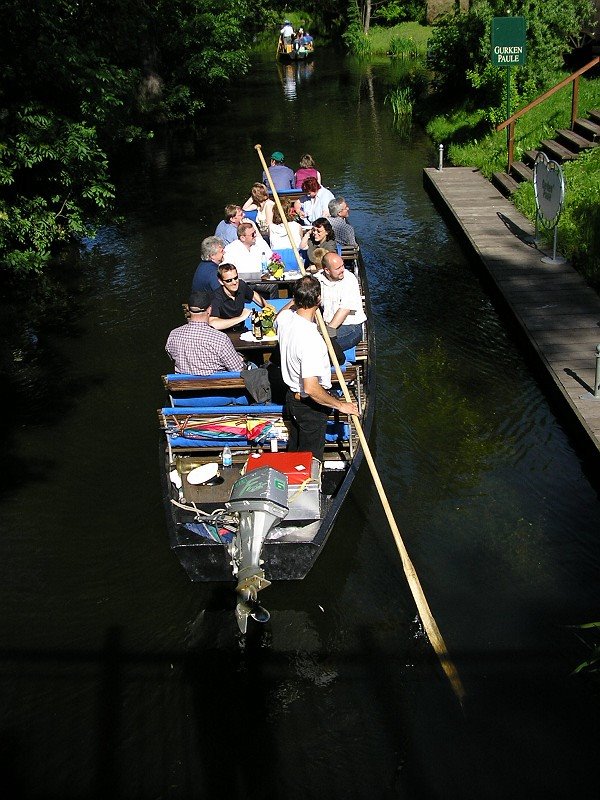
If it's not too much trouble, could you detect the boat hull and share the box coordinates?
[159,248,374,585]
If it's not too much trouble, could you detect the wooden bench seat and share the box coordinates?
[163,365,357,394]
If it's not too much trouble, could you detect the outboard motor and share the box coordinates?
[226,467,289,633]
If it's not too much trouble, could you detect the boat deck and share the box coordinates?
[424,166,600,462]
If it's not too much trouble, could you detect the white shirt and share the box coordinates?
[301,186,335,223]
[223,236,272,276]
[269,220,303,250]
[316,269,367,327]
[281,23,294,37]
[276,309,331,396]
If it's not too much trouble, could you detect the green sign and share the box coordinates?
[491,17,526,66]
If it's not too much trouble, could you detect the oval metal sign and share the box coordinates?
[533,152,565,227]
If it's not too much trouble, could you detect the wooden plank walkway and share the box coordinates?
[423,166,600,461]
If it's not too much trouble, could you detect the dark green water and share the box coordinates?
[1,50,599,799]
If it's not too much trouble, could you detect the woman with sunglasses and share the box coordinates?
[300,217,336,269]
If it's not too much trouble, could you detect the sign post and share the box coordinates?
[491,17,526,156]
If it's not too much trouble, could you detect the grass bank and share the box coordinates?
[426,74,600,287]
[367,22,432,57]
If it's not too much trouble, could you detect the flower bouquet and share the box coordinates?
[266,252,284,279]
[259,305,277,337]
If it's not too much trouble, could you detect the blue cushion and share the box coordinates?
[273,249,302,271]
[165,371,242,381]
[171,394,249,407]
[343,346,356,362]
[163,405,285,415]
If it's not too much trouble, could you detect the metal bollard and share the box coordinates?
[438,144,444,171]
[595,344,600,399]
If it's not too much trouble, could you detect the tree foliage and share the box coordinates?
[0,0,257,276]
[426,0,596,108]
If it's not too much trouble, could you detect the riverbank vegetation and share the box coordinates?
[421,0,600,285]
[0,0,269,280]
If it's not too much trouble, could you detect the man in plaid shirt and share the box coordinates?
[165,291,245,374]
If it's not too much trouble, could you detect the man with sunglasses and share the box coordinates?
[223,221,272,278]
[209,263,268,332]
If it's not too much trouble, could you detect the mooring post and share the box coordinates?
[438,144,444,171]
[594,344,600,399]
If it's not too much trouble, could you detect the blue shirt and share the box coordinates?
[262,164,295,191]
[214,220,239,244]
[192,260,221,293]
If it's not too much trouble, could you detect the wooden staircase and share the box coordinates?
[492,108,600,197]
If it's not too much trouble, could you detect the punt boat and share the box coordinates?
[158,244,374,630]
[276,37,314,62]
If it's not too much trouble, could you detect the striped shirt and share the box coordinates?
[165,321,244,374]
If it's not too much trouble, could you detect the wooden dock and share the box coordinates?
[423,166,600,462]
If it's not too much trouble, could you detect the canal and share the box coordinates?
[1,50,599,799]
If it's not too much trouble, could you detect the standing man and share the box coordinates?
[316,252,366,352]
[280,20,294,46]
[327,197,358,248]
[209,264,267,331]
[165,291,245,374]
[262,151,295,191]
[191,236,225,293]
[215,204,244,244]
[277,275,358,461]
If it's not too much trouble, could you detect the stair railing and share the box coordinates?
[496,56,599,172]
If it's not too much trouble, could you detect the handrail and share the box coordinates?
[495,56,600,171]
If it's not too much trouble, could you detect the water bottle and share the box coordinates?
[269,429,278,452]
[261,252,268,273]
[222,445,232,468]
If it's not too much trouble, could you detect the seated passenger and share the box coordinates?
[262,151,295,192]
[223,221,272,277]
[300,217,336,268]
[165,290,245,374]
[327,197,358,248]
[299,177,335,224]
[269,198,303,251]
[215,204,244,245]
[209,264,268,332]
[316,253,366,352]
[294,153,322,189]
[242,182,274,242]
[191,235,225,293]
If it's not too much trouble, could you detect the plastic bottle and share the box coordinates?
[222,445,233,468]
[261,252,268,273]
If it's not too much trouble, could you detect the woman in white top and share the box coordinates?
[242,183,274,241]
[269,199,303,251]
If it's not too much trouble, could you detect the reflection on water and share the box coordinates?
[278,60,315,101]
[1,48,600,799]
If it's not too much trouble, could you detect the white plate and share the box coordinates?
[187,463,220,485]
[239,331,278,342]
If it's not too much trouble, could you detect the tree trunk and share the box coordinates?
[362,0,371,35]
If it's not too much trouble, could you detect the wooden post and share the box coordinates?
[571,76,579,129]
[507,121,515,173]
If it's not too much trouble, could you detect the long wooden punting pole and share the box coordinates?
[255,143,466,705]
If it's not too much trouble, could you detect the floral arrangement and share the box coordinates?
[266,252,284,279]
[259,305,276,337]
